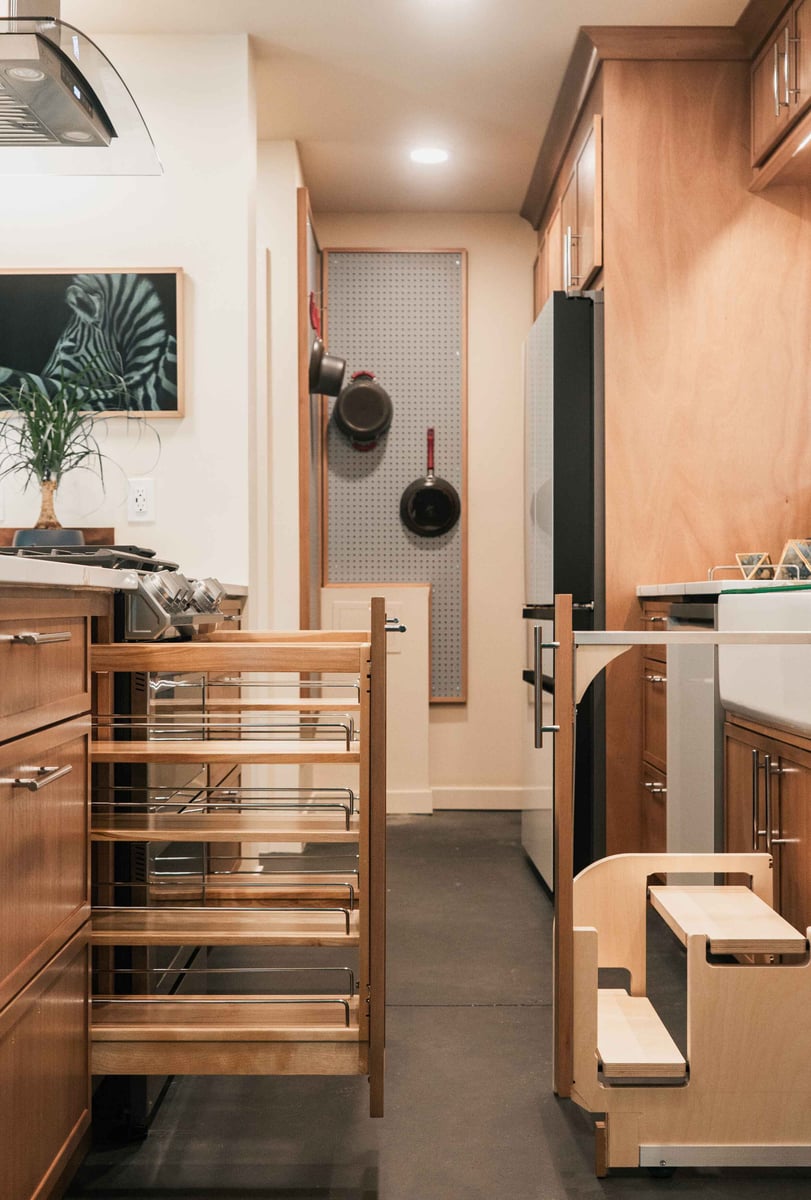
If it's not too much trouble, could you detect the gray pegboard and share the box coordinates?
[325,251,465,700]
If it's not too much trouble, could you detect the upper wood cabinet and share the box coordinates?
[542,116,603,297]
[751,2,811,167]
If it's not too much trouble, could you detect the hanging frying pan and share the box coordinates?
[400,428,461,537]
[309,337,346,396]
[333,370,393,450]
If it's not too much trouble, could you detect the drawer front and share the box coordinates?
[0,721,89,1009]
[639,601,668,663]
[0,615,89,742]
[0,931,90,1200]
[641,763,667,853]
[642,657,667,773]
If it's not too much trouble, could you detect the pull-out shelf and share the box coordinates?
[92,995,364,1077]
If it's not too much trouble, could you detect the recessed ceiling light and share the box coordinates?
[410,147,449,164]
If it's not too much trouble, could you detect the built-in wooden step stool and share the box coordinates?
[648,885,807,956]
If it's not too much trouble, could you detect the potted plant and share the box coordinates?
[0,363,135,536]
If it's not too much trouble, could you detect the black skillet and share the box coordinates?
[400,427,460,537]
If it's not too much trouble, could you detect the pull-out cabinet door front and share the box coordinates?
[0,720,89,1009]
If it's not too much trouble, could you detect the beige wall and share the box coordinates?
[316,212,537,806]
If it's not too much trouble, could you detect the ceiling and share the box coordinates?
[64,0,748,214]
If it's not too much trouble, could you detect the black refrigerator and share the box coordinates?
[522,290,605,888]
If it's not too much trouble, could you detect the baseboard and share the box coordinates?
[386,788,433,814]
[432,786,545,811]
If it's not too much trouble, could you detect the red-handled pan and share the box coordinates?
[400,428,461,537]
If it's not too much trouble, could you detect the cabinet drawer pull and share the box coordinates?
[0,764,73,792]
[0,630,72,646]
[644,673,667,684]
[644,781,667,796]
[643,614,667,624]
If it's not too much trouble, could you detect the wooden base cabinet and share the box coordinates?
[725,718,811,933]
[639,601,668,852]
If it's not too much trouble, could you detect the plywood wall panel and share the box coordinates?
[602,58,811,851]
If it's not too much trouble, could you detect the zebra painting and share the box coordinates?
[0,268,182,414]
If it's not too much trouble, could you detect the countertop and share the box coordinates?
[637,579,807,598]
[0,556,140,591]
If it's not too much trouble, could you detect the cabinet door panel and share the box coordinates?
[0,721,89,1009]
[575,117,603,288]
[0,932,90,1200]
[560,172,578,291]
[775,749,811,933]
[546,205,563,294]
[642,657,667,773]
[794,0,811,125]
[641,762,667,853]
[752,19,794,165]
[724,725,762,855]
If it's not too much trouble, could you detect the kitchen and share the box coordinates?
[2,0,811,1195]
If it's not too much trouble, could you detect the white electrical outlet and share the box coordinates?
[128,477,156,523]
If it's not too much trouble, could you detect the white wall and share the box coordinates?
[0,35,257,586]
[256,141,304,628]
[315,212,536,807]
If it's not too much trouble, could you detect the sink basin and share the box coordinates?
[717,589,811,735]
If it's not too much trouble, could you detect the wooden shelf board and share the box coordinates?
[91,812,360,844]
[92,1039,367,1077]
[597,989,686,1080]
[90,738,359,765]
[91,907,359,947]
[649,885,807,956]
[92,994,360,1042]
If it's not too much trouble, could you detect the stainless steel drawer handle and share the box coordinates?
[643,615,667,624]
[644,673,667,684]
[644,781,667,795]
[1,764,73,791]
[0,631,72,645]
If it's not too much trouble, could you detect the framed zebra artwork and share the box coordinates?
[0,267,184,416]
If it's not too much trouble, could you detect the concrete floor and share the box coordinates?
[67,812,811,1199]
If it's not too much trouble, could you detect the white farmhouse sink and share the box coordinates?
[717,589,811,734]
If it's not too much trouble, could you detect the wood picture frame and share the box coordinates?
[0,267,184,417]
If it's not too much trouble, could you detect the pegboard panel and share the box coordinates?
[324,250,466,701]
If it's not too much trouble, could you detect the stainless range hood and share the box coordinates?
[0,0,161,173]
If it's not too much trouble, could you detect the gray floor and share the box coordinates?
[67,813,811,1199]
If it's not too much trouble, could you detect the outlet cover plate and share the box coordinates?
[128,477,155,523]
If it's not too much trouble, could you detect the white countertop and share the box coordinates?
[0,556,140,591]
[637,579,808,597]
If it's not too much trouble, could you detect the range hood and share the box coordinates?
[0,1,161,173]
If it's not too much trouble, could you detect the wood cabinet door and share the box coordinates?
[752,17,795,165]
[575,116,603,289]
[642,657,667,774]
[641,762,667,852]
[724,724,762,855]
[545,204,563,294]
[560,171,578,291]
[774,744,811,933]
[533,239,547,318]
[793,0,811,124]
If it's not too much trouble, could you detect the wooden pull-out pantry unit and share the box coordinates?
[89,602,387,1117]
